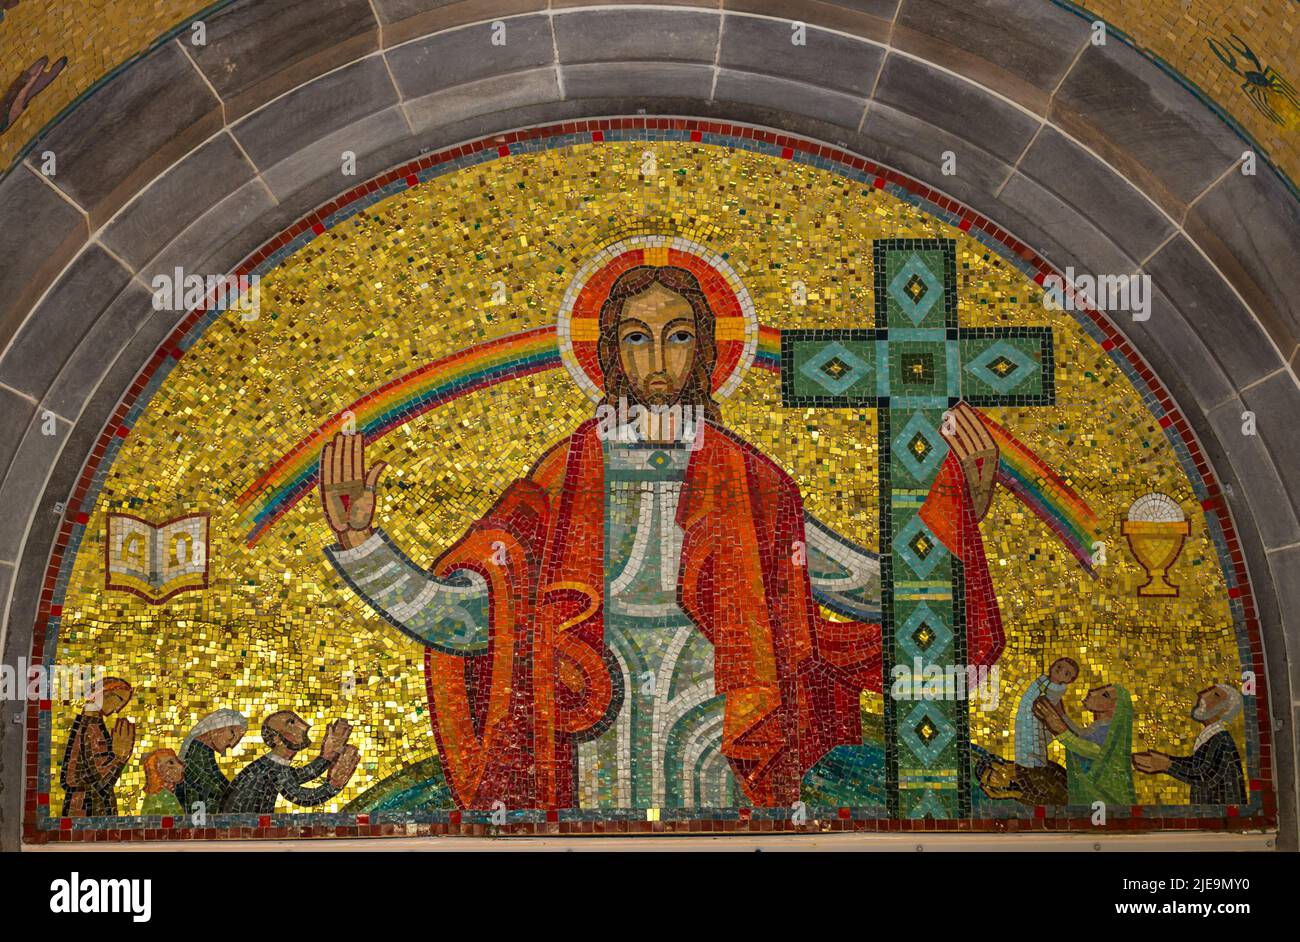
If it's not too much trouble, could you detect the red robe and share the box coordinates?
[423,419,1003,808]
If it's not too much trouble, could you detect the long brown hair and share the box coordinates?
[142,748,179,795]
[596,265,720,421]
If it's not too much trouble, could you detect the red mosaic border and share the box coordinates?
[21,116,1277,843]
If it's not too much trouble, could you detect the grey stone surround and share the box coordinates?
[0,0,1296,849]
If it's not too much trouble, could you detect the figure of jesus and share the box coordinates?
[321,264,1005,810]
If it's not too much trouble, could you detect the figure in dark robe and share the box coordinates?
[1133,683,1247,805]
[176,708,247,814]
[59,677,135,817]
[221,711,358,814]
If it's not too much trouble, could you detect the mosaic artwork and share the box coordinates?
[0,0,203,160]
[1207,30,1300,126]
[25,125,1273,839]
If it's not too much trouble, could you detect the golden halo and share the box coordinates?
[556,235,759,403]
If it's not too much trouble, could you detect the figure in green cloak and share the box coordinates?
[1035,683,1136,807]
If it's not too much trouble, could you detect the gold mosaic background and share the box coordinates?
[1,0,1295,189]
[50,142,1244,812]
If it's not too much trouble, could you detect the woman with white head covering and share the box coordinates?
[176,709,248,814]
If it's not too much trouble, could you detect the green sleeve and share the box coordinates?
[1059,730,1102,759]
[325,529,490,653]
[804,514,882,621]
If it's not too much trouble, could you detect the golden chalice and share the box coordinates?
[1121,493,1190,597]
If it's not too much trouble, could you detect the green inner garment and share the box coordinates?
[577,442,740,810]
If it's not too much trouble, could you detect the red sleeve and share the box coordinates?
[425,477,552,808]
[918,454,1004,668]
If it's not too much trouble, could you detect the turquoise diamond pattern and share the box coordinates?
[892,514,948,579]
[782,238,1061,821]
[888,254,944,325]
[893,412,948,481]
[799,342,870,396]
[906,789,950,820]
[900,702,956,765]
[965,340,1035,394]
[898,602,953,663]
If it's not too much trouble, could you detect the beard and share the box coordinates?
[641,391,675,407]
[636,373,680,407]
[599,357,720,428]
[1191,701,1210,722]
[278,729,311,753]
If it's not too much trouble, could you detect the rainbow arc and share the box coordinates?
[237,323,1096,572]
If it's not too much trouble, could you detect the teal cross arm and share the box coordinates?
[781,238,1056,819]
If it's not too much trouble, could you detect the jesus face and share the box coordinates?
[615,283,698,407]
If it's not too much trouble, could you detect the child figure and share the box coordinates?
[978,657,1080,806]
[140,749,186,816]
[1017,657,1080,768]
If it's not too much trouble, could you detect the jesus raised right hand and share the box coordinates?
[320,431,387,549]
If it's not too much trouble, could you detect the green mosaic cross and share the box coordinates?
[781,238,1055,819]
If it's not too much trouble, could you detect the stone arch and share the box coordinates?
[0,0,1295,848]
